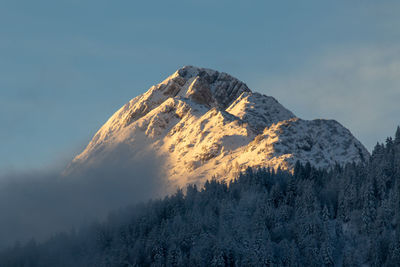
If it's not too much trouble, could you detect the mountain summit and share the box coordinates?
[67,66,369,186]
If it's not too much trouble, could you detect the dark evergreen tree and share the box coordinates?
[1,126,400,266]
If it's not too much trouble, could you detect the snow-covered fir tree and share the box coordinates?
[1,128,400,266]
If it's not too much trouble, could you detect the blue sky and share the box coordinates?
[1,1,399,172]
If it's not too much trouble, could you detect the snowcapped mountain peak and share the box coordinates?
[173,65,218,79]
[226,91,296,133]
[67,66,370,186]
[164,65,251,109]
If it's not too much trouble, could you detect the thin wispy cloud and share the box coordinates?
[258,45,400,151]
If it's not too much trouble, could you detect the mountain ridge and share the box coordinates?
[67,66,370,187]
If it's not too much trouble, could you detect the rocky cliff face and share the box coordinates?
[67,66,370,187]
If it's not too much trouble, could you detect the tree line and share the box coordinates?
[1,127,400,266]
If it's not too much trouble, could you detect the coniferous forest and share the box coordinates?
[1,128,400,267]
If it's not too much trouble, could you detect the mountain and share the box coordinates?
[66,66,370,187]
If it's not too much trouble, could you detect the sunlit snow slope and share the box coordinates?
[67,66,370,187]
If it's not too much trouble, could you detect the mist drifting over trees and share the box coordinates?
[0,147,165,249]
[1,128,400,266]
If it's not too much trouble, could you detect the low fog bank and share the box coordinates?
[0,148,168,249]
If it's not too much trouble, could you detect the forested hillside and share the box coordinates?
[1,128,400,266]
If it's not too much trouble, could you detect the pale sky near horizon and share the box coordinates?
[1,1,399,172]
